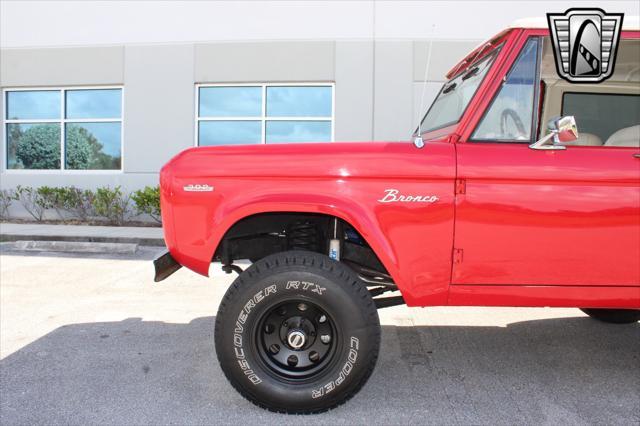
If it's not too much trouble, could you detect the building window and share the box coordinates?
[4,87,123,170]
[196,84,333,146]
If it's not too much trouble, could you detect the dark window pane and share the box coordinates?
[6,123,61,169]
[562,93,640,142]
[66,89,122,119]
[198,121,261,146]
[6,91,60,120]
[199,87,262,117]
[266,121,331,143]
[266,86,332,117]
[65,122,121,170]
[472,38,539,141]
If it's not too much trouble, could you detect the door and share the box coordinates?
[453,35,640,288]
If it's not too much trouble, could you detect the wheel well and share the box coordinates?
[213,212,388,277]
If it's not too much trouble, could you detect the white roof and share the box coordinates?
[510,16,640,31]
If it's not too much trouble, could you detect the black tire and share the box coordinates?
[214,251,380,414]
[580,308,640,324]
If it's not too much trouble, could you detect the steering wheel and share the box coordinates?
[500,108,527,139]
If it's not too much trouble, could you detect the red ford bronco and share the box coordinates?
[154,17,640,413]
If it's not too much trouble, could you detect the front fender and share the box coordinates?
[165,174,455,306]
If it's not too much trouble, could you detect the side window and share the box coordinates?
[562,93,640,147]
[472,38,539,142]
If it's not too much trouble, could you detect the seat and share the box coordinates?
[604,125,640,147]
[561,132,603,146]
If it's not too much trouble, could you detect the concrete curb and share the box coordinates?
[0,234,164,247]
[12,240,138,255]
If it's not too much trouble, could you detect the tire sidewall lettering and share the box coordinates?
[285,280,326,295]
[232,284,277,386]
[310,336,360,399]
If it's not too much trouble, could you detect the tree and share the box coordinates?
[65,125,96,169]
[65,125,120,170]
[14,123,120,170]
[15,125,61,169]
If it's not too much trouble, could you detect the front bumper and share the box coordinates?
[153,250,182,282]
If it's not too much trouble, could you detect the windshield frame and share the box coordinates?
[415,43,504,136]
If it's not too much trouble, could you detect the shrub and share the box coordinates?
[56,187,95,221]
[0,189,15,219]
[37,186,65,219]
[14,185,52,221]
[131,186,161,223]
[92,186,131,225]
[38,186,95,221]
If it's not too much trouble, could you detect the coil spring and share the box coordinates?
[287,221,319,251]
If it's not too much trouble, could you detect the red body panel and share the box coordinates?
[453,143,640,287]
[161,141,457,306]
[160,27,640,309]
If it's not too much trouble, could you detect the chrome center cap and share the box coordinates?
[287,330,306,349]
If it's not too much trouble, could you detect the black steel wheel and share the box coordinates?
[214,251,380,414]
[256,300,338,380]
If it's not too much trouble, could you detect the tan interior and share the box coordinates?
[604,125,640,147]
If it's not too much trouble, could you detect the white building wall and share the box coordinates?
[2,1,638,47]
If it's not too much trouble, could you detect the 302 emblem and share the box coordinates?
[183,184,214,192]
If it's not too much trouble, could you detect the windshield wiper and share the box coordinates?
[442,82,457,94]
[462,66,479,80]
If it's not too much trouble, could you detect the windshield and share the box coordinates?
[418,47,501,133]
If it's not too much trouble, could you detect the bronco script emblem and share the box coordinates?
[378,189,439,204]
[547,8,623,83]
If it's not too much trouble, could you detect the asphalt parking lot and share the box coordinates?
[1,245,638,425]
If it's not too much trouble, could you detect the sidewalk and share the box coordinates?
[0,223,165,247]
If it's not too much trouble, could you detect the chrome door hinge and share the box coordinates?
[453,248,464,264]
[455,179,466,195]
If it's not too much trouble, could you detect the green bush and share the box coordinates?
[36,186,64,219]
[39,186,95,221]
[92,186,131,225]
[131,186,161,223]
[0,189,15,219]
[14,185,52,221]
[58,187,95,221]
[4,185,161,225]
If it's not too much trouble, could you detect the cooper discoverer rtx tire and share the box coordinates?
[214,251,381,413]
[580,308,640,324]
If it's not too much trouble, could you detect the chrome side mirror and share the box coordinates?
[413,135,425,149]
[529,116,578,150]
